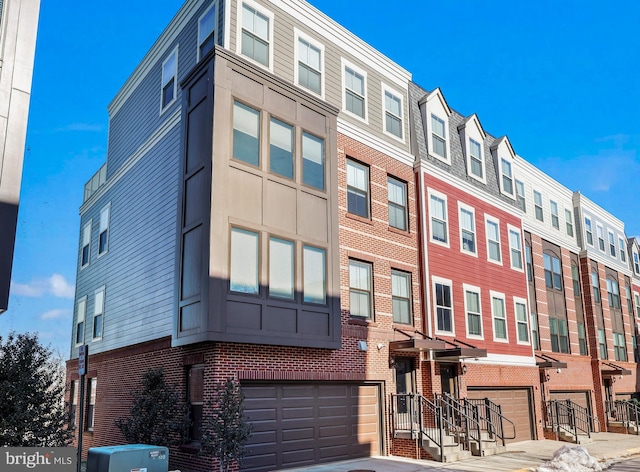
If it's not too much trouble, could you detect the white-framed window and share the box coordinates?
[382,84,403,140]
[86,378,97,431]
[430,114,447,161]
[233,101,260,167]
[608,231,616,257]
[500,158,514,196]
[347,159,370,219]
[514,297,530,344]
[239,0,273,69]
[618,238,626,263]
[598,328,608,359]
[429,189,448,246]
[565,209,574,237]
[349,259,372,319]
[303,245,326,304]
[550,317,570,353]
[342,59,367,121]
[634,292,640,318]
[463,284,482,339]
[515,180,526,212]
[591,269,601,303]
[606,277,620,309]
[230,227,259,294]
[93,286,105,340]
[302,132,325,191]
[550,200,559,229]
[585,217,594,246]
[75,296,87,346]
[269,237,294,299]
[458,203,476,256]
[597,224,605,252]
[533,190,543,221]
[508,225,523,271]
[433,277,454,335]
[469,138,484,180]
[269,117,294,179]
[391,270,412,325]
[490,291,508,341]
[161,47,178,112]
[544,252,562,291]
[295,29,323,97]
[614,332,627,361]
[197,3,216,61]
[388,176,407,231]
[634,250,640,275]
[81,220,92,268]
[98,204,110,256]
[485,216,501,264]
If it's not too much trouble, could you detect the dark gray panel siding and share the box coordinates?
[72,125,181,357]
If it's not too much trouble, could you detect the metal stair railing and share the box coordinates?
[545,400,593,441]
[611,400,640,435]
[391,393,446,460]
[465,396,516,446]
[436,393,484,456]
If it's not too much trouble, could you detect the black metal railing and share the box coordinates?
[608,400,640,435]
[436,393,484,456]
[391,393,446,459]
[545,400,595,441]
[464,396,516,446]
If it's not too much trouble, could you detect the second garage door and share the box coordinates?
[467,388,534,443]
[241,382,381,471]
[549,390,590,412]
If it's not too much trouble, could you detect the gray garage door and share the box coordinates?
[241,382,381,471]
[550,390,590,412]
[467,388,534,443]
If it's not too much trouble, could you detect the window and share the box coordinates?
[515,180,526,212]
[635,292,640,318]
[296,33,322,95]
[98,205,110,256]
[233,101,260,166]
[230,228,259,294]
[93,287,105,339]
[614,333,628,362]
[388,177,407,231]
[619,238,626,263]
[597,225,605,252]
[343,62,366,120]
[383,87,403,139]
[269,237,294,299]
[585,217,593,245]
[303,245,326,304]
[86,378,97,431]
[591,270,601,303]
[491,293,507,341]
[565,209,574,237]
[459,205,476,254]
[606,277,620,309]
[486,218,501,263]
[608,232,616,257]
[531,312,540,350]
[598,328,607,359]
[500,158,514,195]
[550,317,569,353]
[81,221,91,268]
[392,270,412,324]
[634,251,640,274]
[626,285,633,314]
[241,2,271,67]
[429,191,448,245]
[347,160,370,218]
[161,48,177,110]
[269,118,294,179]
[188,365,204,440]
[75,297,86,345]
[349,260,372,318]
[550,201,559,229]
[525,243,533,282]
[70,380,79,429]
[464,286,482,338]
[431,114,447,159]
[434,279,453,334]
[302,132,324,190]
[572,264,581,296]
[533,191,543,221]
[197,4,216,60]
[515,299,529,343]
[509,227,523,270]
[469,138,483,179]
[543,253,562,290]
[578,323,588,355]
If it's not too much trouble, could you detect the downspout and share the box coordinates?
[418,163,433,339]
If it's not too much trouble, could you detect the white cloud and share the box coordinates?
[40,309,72,320]
[56,122,103,132]
[11,274,75,299]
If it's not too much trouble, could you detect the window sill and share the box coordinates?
[388,226,410,237]
[348,317,377,327]
[346,212,373,225]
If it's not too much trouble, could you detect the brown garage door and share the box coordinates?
[241,382,381,471]
[467,388,534,443]
[550,390,590,412]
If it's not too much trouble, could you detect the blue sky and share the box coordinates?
[2,0,639,358]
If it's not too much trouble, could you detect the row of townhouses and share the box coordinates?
[65,0,640,470]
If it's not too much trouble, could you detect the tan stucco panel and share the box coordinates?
[264,180,297,234]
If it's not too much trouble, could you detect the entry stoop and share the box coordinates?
[422,435,472,462]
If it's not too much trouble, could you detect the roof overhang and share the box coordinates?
[601,362,632,376]
[537,360,568,369]
[434,347,487,361]
[390,338,446,352]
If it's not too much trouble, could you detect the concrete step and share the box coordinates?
[422,439,472,463]
[558,429,593,444]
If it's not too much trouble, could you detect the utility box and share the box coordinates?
[87,444,168,472]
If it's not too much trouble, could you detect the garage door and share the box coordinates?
[241,382,381,471]
[550,390,590,412]
[467,388,534,443]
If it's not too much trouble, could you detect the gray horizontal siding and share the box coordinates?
[71,125,181,357]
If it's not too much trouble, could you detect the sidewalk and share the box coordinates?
[282,433,640,472]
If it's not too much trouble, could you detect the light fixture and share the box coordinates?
[377,343,385,350]
[545,373,551,382]
[462,364,467,375]
[556,368,562,374]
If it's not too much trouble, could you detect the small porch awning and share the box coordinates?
[389,338,446,352]
[601,362,632,376]
[433,338,487,361]
[536,353,568,369]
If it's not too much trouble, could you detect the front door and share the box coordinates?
[440,364,458,398]
[395,358,415,416]
[604,378,614,418]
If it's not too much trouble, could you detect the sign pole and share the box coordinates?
[77,345,88,472]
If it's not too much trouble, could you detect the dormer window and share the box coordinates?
[431,115,446,159]
[469,139,483,179]
[500,158,514,195]
[633,250,640,274]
